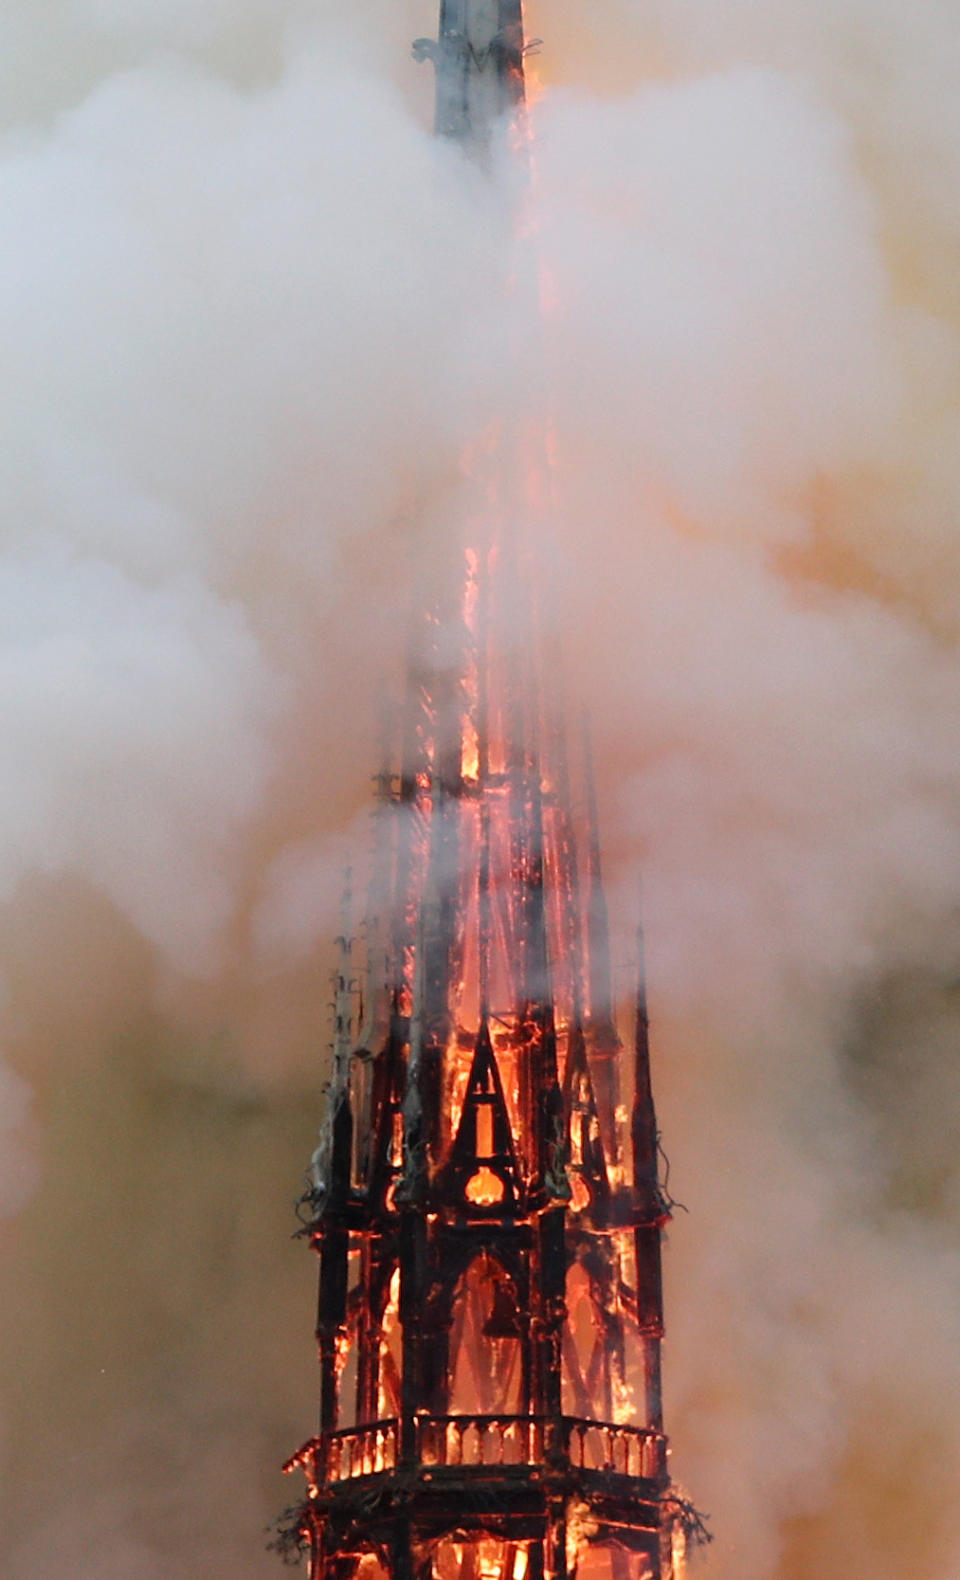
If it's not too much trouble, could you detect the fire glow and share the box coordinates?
[281,270,692,1580]
[279,2,702,1579]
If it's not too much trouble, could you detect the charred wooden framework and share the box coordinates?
[284,7,687,1580]
[285,511,683,1580]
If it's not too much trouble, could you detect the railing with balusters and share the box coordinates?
[562,1416,666,1480]
[323,1419,400,1481]
[416,1413,547,1468]
[294,1414,666,1487]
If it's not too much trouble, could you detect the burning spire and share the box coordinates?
[282,7,695,1580]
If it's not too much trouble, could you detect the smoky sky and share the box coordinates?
[2,3,960,1578]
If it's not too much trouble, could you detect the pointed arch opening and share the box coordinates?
[562,1259,613,1422]
[447,1021,522,1215]
[432,1536,533,1580]
[336,1236,365,1431]
[562,1027,610,1211]
[449,1253,523,1416]
[376,1266,402,1419]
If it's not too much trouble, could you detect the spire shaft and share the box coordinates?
[414,0,527,148]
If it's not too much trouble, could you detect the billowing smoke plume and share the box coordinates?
[2,3,959,1578]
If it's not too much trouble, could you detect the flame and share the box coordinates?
[465,1165,505,1204]
[461,544,481,782]
[670,1523,687,1579]
[461,719,481,782]
[448,1026,476,1138]
[377,1268,401,1419]
[565,1501,600,1574]
[434,1539,530,1580]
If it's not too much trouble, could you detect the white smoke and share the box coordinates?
[523,24,960,1580]
[1,3,959,1579]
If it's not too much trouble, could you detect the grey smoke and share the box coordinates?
[2,4,960,1579]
